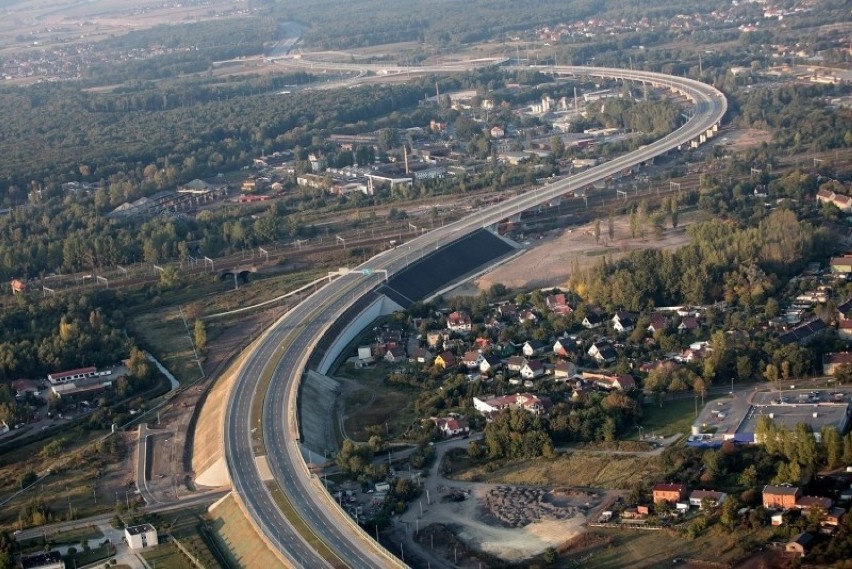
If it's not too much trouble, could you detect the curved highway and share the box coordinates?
[224,66,727,568]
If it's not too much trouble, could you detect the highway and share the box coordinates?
[224,66,727,568]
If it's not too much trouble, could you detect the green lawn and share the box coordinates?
[336,364,419,441]
[141,542,195,569]
[639,394,725,439]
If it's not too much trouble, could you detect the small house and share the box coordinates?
[785,532,813,557]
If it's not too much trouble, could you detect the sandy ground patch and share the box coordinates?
[435,485,588,561]
[714,128,773,152]
[469,212,698,293]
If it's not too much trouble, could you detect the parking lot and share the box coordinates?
[691,386,852,445]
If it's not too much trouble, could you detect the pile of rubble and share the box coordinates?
[482,486,578,528]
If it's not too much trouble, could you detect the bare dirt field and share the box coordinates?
[714,128,774,152]
[467,210,704,293]
[429,484,591,561]
[0,0,239,56]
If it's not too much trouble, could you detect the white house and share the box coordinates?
[479,354,503,374]
[689,490,727,509]
[473,393,552,416]
[552,361,578,380]
[612,311,635,333]
[431,416,470,437]
[553,337,577,357]
[462,351,485,369]
[506,356,528,372]
[447,311,473,333]
[582,313,603,329]
[125,524,158,550]
[520,360,545,380]
[522,340,546,357]
[588,342,617,364]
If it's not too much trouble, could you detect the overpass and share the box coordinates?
[223,66,727,568]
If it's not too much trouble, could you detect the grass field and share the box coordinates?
[448,452,664,489]
[141,542,195,569]
[640,394,725,439]
[336,365,419,442]
[560,525,776,568]
[131,269,322,384]
[207,493,287,568]
[0,429,130,531]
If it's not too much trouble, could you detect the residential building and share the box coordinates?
[409,347,433,365]
[612,311,635,333]
[473,393,552,416]
[823,352,852,375]
[447,311,473,333]
[584,373,635,391]
[434,351,457,369]
[522,340,545,357]
[520,360,545,380]
[497,303,519,320]
[462,351,485,370]
[652,483,688,504]
[689,490,727,509]
[125,524,158,550]
[384,346,407,363]
[785,532,813,557]
[506,356,528,373]
[553,337,578,357]
[678,316,700,333]
[796,496,833,512]
[651,483,688,504]
[582,313,603,329]
[762,485,801,509]
[831,255,852,274]
[431,416,470,437]
[518,309,538,324]
[10,278,26,295]
[426,330,450,349]
[588,342,617,364]
[545,294,573,315]
[553,361,578,380]
[818,188,852,213]
[647,313,668,334]
[838,319,852,341]
[479,354,503,374]
[824,507,846,527]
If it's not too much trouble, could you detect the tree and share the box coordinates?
[607,214,615,240]
[193,319,207,351]
[739,464,758,488]
[543,546,557,565]
[736,356,752,382]
[670,198,679,229]
[765,297,780,319]
[159,266,181,288]
[822,426,843,469]
[593,219,601,243]
[719,496,741,530]
[20,470,38,490]
[794,423,817,467]
[629,210,639,238]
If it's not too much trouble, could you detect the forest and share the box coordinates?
[575,208,830,310]
[272,0,738,50]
